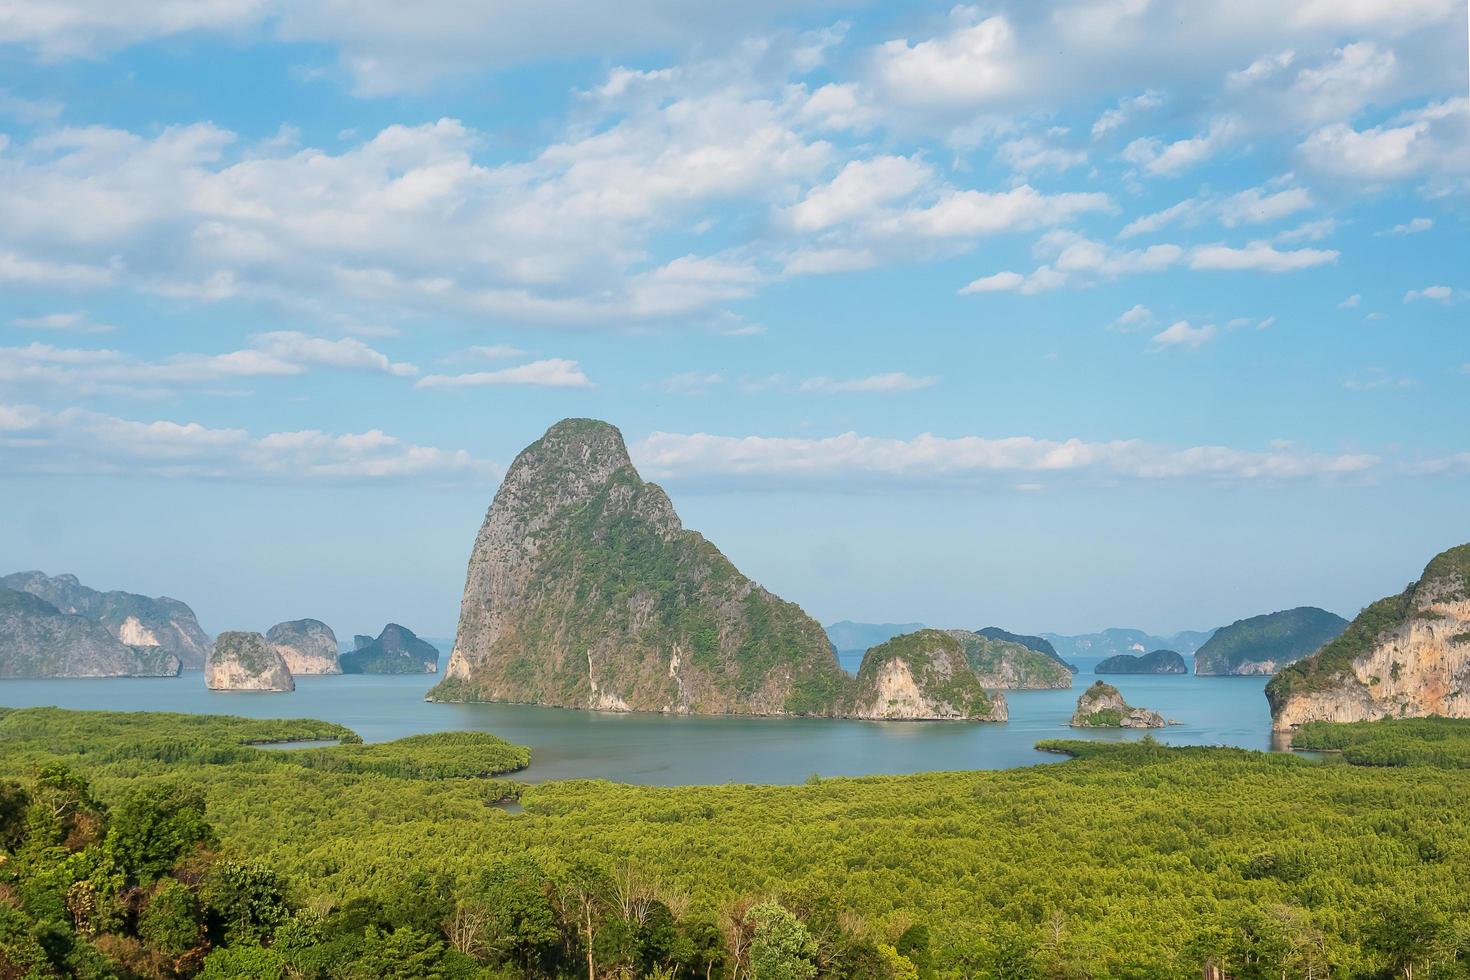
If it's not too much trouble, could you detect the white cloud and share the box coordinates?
[960,270,1028,295]
[11,311,116,334]
[0,332,414,397]
[1286,42,1397,123]
[1123,117,1239,176]
[415,358,592,389]
[1218,186,1313,226]
[1298,98,1470,184]
[872,13,1020,109]
[1091,90,1163,138]
[0,402,493,484]
[995,135,1087,174]
[463,344,527,359]
[1149,320,1218,350]
[798,372,938,394]
[1189,241,1339,272]
[1344,369,1417,391]
[1338,294,1361,308]
[785,156,932,232]
[1275,218,1337,243]
[0,250,115,287]
[654,372,724,395]
[1114,304,1156,330]
[632,429,1380,487]
[1404,285,1457,303]
[1382,217,1433,235]
[1118,199,1203,239]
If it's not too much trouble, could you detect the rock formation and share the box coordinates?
[1194,607,1347,676]
[266,619,341,675]
[341,623,439,674]
[430,418,846,715]
[1095,649,1188,674]
[1,588,183,678]
[976,627,1077,672]
[1268,544,1470,730]
[205,631,294,691]
[844,630,1007,720]
[949,630,1072,688]
[1,571,211,669]
[1069,681,1166,728]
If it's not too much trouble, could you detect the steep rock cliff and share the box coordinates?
[845,630,1007,721]
[1268,544,1470,730]
[205,631,295,691]
[429,419,845,715]
[949,630,1072,689]
[1,589,182,678]
[266,619,341,675]
[1,571,211,669]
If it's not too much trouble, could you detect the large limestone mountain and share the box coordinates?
[1,589,182,678]
[948,630,1072,689]
[1268,544,1470,730]
[845,630,1007,721]
[430,419,847,715]
[205,631,295,691]
[1,571,211,670]
[267,619,341,675]
[1193,606,1347,676]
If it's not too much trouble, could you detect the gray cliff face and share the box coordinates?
[1,571,212,670]
[205,631,295,691]
[432,418,844,715]
[1,588,182,678]
[1268,544,1470,730]
[844,630,1007,721]
[266,619,341,674]
[1069,680,1167,728]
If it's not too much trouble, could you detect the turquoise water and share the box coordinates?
[0,655,1278,786]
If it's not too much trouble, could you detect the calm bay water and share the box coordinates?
[0,654,1279,786]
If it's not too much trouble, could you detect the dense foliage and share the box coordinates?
[849,630,1001,717]
[1092,650,1187,675]
[3,708,1469,978]
[1194,607,1348,676]
[1291,717,1470,768]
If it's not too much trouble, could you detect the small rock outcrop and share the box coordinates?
[1070,681,1166,728]
[1194,607,1348,676]
[430,419,845,714]
[341,623,439,674]
[1095,649,1188,674]
[1268,543,1470,730]
[205,631,294,691]
[844,630,1007,721]
[266,619,341,675]
[949,629,1072,688]
[1,588,182,678]
[1,570,211,669]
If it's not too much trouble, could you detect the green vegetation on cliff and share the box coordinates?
[1095,649,1188,674]
[949,630,1072,688]
[434,419,844,715]
[847,630,1002,719]
[3,708,1469,978]
[1194,606,1348,675]
[1266,545,1470,712]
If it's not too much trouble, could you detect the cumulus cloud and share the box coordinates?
[962,232,1182,295]
[631,429,1380,487]
[1382,217,1433,235]
[416,358,592,389]
[1149,320,1218,350]
[1113,304,1156,330]
[1403,285,1458,303]
[0,402,493,484]
[1092,91,1164,138]
[1298,98,1470,184]
[1218,185,1313,226]
[1123,117,1240,176]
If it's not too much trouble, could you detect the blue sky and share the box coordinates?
[1,1,1467,639]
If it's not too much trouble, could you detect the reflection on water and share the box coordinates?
[1,655,1279,787]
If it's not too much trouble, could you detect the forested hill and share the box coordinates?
[1,706,1467,978]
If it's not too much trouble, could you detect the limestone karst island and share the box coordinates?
[3,3,1469,975]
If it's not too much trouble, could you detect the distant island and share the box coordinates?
[1194,607,1348,676]
[1269,543,1470,729]
[342,624,439,674]
[206,631,294,692]
[0,570,211,676]
[950,630,1072,689]
[1043,627,1216,660]
[1095,650,1188,674]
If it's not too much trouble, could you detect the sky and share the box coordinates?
[0,0,1467,640]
